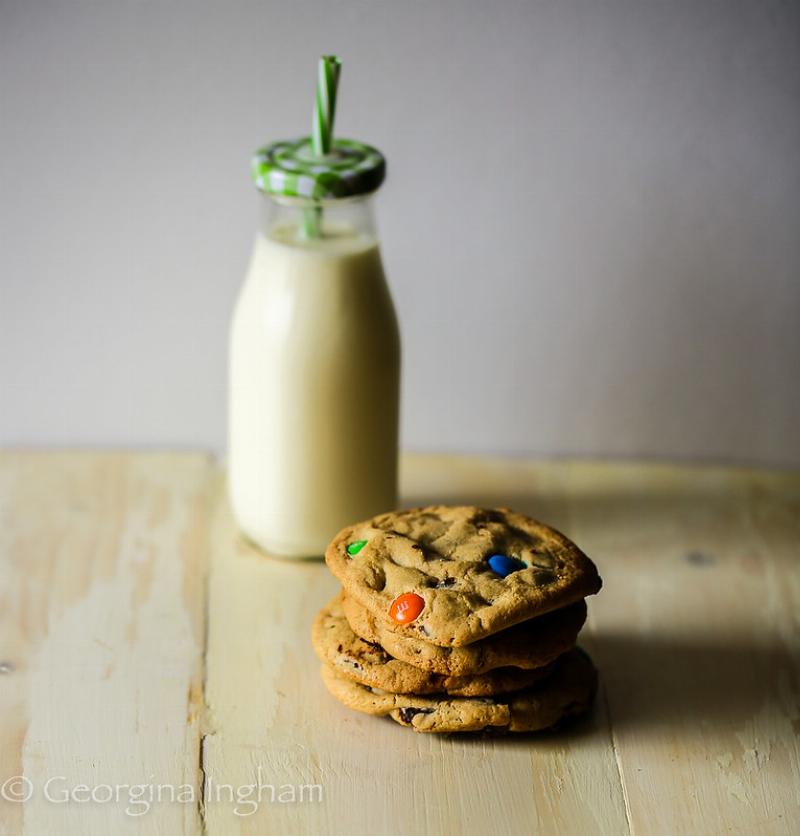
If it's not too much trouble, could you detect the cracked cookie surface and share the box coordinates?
[341,592,586,676]
[313,595,553,696]
[326,505,601,646]
[320,647,598,733]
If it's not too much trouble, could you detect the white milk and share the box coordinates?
[228,223,400,557]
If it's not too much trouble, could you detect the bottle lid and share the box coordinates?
[252,137,386,200]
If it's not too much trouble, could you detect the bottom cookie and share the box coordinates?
[320,647,598,733]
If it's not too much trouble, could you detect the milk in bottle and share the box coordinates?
[228,56,400,557]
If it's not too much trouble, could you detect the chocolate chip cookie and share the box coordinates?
[326,506,601,646]
[320,647,598,733]
[341,592,586,676]
[313,594,554,697]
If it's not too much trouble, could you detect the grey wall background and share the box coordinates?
[1,0,798,466]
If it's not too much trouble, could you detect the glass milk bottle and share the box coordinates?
[228,57,400,558]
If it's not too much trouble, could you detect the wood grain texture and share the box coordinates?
[1,452,798,835]
[401,455,800,836]
[0,452,213,835]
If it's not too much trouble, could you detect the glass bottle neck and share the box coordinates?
[259,194,379,245]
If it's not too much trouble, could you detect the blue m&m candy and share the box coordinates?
[487,554,525,577]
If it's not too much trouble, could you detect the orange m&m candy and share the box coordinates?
[389,593,425,624]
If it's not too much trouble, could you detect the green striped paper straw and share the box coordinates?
[303,55,342,238]
[312,55,342,156]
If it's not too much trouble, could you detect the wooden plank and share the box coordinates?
[201,457,630,835]
[0,452,212,835]
[562,462,800,836]
[404,455,800,834]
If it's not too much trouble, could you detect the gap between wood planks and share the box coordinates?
[195,470,221,835]
[603,685,634,836]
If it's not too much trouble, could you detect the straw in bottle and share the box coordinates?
[303,55,342,238]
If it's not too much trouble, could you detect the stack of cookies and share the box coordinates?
[313,505,602,734]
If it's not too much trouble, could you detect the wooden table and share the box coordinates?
[1,452,798,835]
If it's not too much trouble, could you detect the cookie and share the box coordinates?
[320,647,598,733]
[341,592,587,676]
[313,594,554,697]
[326,506,601,646]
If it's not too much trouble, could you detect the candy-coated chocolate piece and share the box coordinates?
[487,554,525,577]
[347,540,368,556]
[389,593,425,624]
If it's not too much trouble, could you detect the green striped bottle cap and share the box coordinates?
[252,137,386,200]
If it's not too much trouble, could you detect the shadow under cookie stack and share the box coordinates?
[313,505,602,734]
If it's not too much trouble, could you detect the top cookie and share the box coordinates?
[325,505,601,646]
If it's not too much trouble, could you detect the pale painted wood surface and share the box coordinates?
[0,452,213,835]
[1,452,798,835]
